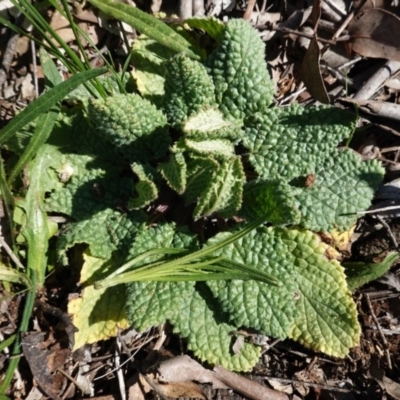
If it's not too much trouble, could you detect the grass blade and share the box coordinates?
[87,0,201,59]
[0,67,107,146]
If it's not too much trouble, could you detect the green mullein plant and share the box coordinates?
[0,1,393,379]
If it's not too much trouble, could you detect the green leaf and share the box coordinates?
[208,227,361,357]
[241,179,301,225]
[193,156,244,219]
[22,145,55,286]
[185,156,220,204]
[159,151,187,194]
[207,227,296,340]
[184,17,226,41]
[183,107,242,141]
[7,108,59,185]
[87,0,200,59]
[277,228,360,357]
[6,48,62,185]
[57,209,145,261]
[184,138,235,160]
[128,163,159,210]
[125,225,260,371]
[0,263,31,288]
[243,105,357,180]
[39,46,62,87]
[87,93,170,162]
[45,152,132,220]
[131,35,176,105]
[163,54,216,127]
[292,150,384,231]
[207,19,274,120]
[344,252,398,291]
[0,67,107,146]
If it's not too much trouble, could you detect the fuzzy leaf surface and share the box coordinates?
[207,19,274,119]
[159,152,187,194]
[207,227,296,339]
[193,156,244,219]
[292,151,384,231]
[208,227,361,357]
[241,179,301,225]
[243,105,356,180]
[128,163,158,210]
[132,35,176,105]
[183,108,242,141]
[57,209,145,261]
[184,138,235,160]
[184,156,220,204]
[277,228,361,357]
[87,93,169,162]
[45,152,132,221]
[125,224,260,371]
[163,54,216,127]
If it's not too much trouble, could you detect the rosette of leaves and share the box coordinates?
[39,18,386,372]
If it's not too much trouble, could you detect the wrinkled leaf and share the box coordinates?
[69,253,129,350]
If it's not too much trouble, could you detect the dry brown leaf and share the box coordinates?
[348,8,400,61]
[300,0,330,104]
[141,374,206,399]
[22,332,70,400]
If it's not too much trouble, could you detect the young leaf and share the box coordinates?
[184,17,226,42]
[87,93,170,162]
[159,152,187,194]
[163,54,216,127]
[128,163,159,210]
[183,107,242,141]
[132,35,176,105]
[207,19,274,119]
[193,156,244,219]
[184,138,235,160]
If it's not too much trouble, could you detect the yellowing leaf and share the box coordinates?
[68,253,129,350]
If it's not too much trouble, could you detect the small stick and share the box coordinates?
[273,26,349,45]
[364,293,392,369]
[0,231,25,270]
[243,0,257,20]
[331,11,354,42]
[115,338,126,400]
[356,205,400,215]
[375,215,398,248]
[260,375,365,395]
